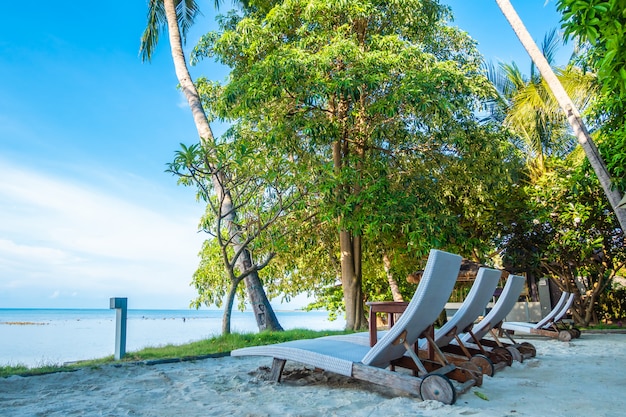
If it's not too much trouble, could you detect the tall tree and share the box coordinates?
[556,0,626,210]
[168,138,303,333]
[499,152,625,326]
[197,0,496,329]
[484,29,599,300]
[495,0,626,232]
[140,0,282,331]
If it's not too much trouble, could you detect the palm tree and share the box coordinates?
[495,0,626,232]
[140,0,283,332]
[488,29,596,180]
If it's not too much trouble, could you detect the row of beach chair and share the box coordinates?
[502,291,579,341]
[231,249,578,405]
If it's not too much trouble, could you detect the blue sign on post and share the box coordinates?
[109,297,127,360]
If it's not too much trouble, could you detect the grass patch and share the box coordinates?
[0,328,350,378]
[0,364,75,378]
[123,328,347,360]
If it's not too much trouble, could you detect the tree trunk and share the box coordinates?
[526,270,539,302]
[163,0,281,332]
[163,0,214,146]
[382,252,404,302]
[217,186,283,331]
[222,279,239,334]
[339,230,366,330]
[239,250,284,331]
[495,0,626,233]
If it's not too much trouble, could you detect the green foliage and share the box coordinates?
[189,0,516,317]
[557,0,626,190]
[168,131,307,314]
[190,238,239,309]
[597,283,626,322]
[485,30,598,181]
[483,29,626,319]
[498,153,625,325]
[140,0,202,62]
[558,0,626,102]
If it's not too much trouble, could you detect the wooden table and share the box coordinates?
[365,301,409,346]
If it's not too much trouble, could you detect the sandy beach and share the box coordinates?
[1,332,624,417]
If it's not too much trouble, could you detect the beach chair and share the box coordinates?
[315,270,500,386]
[549,293,581,338]
[232,249,467,404]
[354,267,502,385]
[443,274,536,369]
[414,267,502,377]
[501,292,578,341]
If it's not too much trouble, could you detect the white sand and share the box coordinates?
[1,333,624,417]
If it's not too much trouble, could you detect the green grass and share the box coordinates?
[0,328,351,378]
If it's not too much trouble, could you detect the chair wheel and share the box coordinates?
[492,347,513,366]
[506,346,523,363]
[558,330,572,342]
[519,342,536,357]
[420,373,456,405]
[470,354,495,377]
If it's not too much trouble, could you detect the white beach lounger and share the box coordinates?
[428,267,502,348]
[501,292,577,341]
[415,267,502,376]
[231,249,463,404]
[461,274,526,342]
[444,274,536,368]
[321,267,502,382]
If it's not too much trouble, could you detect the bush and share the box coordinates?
[596,286,626,323]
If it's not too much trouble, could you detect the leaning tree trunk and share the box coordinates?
[495,0,626,233]
[238,249,283,331]
[163,0,282,331]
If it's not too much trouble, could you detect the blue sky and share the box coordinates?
[0,1,570,309]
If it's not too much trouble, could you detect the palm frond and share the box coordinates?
[479,60,510,121]
[541,28,561,66]
[555,67,598,114]
[140,0,204,62]
[500,62,526,96]
[531,28,560,81]
[140,0,167,62]
[176,0,202,43]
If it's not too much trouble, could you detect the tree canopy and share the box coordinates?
[189,0,521,329]
[160,0,626,329]
[557,0,626,192]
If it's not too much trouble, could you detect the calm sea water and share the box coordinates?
[0,309,345,367]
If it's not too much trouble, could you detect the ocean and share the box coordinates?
[0,309,346,368]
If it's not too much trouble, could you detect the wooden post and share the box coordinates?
[110,297,127,360]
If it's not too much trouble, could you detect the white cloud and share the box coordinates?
[0,159,206,308]
[0,239,76,265]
